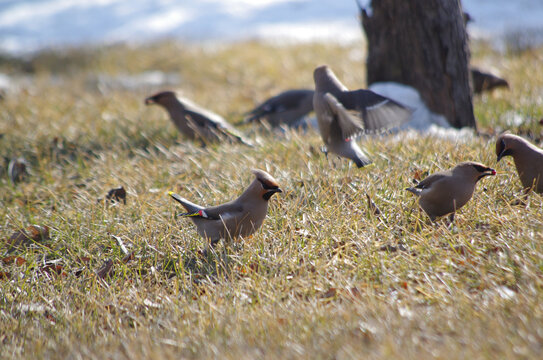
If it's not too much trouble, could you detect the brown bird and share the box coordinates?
[406,162,496,221]
[471,68,509,94]
[169,169,282,249]
[496,133,543,193]
[145,91,252,146]
[313,65,412,167]
[244,89,314,128]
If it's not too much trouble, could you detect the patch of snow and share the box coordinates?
[0,73,11,91]
[502,111,527,127]
[87,71,181,92]
[369,82,451,131]
[2,1,540,55]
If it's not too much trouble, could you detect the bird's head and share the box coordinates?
[144,91,177,106]
[313,65,348,93]
[456,161,496,182]
[252,169,282,200]
[496,133,518,162]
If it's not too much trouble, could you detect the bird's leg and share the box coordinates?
[320,146,328,159]
[200,238,221,258]
[445,213,456,229]
[515,188,530,206]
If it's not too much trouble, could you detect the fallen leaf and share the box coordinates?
[345,286,362,299]
[39,264,65,276]
[5,225,50,252]
[122,251,135,263]
[105,186,127,204]
[76,256,91,264]
[320,287,337,299]
[2,256,26,266]
[96,259,114,279]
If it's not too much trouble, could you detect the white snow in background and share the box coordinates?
[0,0,541,135]
[462,0,543,38]
[369,82,476,140]
[369,82,450,130]
[1,0,542,55]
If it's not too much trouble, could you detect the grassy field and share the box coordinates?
[1,40,543,359]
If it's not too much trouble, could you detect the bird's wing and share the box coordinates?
[337,89,412,132]
[415,173,447,190]
[186,110,253,146]
[272,90,314,111]
[244,99,274,122]
[245,90,314,121]
[199,202,245,221]
[322,93,365,140]
[313,91,334,142]
[184,109,222,129]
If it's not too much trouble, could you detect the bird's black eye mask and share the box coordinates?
[473,164,490,173]
[497,139,514,159]
[472,164,496,181]
[258,179,279,190]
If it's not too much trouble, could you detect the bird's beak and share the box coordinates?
[144,97,155,105]
[476,168,496,181]
[496,139,508,162]
[263,188,282,200]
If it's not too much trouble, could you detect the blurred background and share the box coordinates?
[1,0,543,55]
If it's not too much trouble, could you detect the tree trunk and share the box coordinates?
[360,0,475,129]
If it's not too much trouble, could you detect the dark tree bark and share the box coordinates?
[360,0,475,129]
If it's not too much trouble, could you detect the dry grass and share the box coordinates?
[1,39,543,359]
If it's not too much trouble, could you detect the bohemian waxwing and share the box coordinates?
[145,91,252,146]
[244,89,314,128]
[169,169,282,248]
[471,68,509,94]
[406,162,496,221]
[496,133,543,193]
[313,65,412,167]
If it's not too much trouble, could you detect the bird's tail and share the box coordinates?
[221,127,255,147]
[354,154,372,168]
[168,192,204,214]
[243,109,264,124]
[351,144,372,168]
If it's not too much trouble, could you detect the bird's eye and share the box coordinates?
[472,164,489,172]
[258,179,278,190]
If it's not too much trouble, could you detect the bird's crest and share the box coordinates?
[252,169,280,189]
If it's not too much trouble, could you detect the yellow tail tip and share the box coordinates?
[168,191,175,196]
